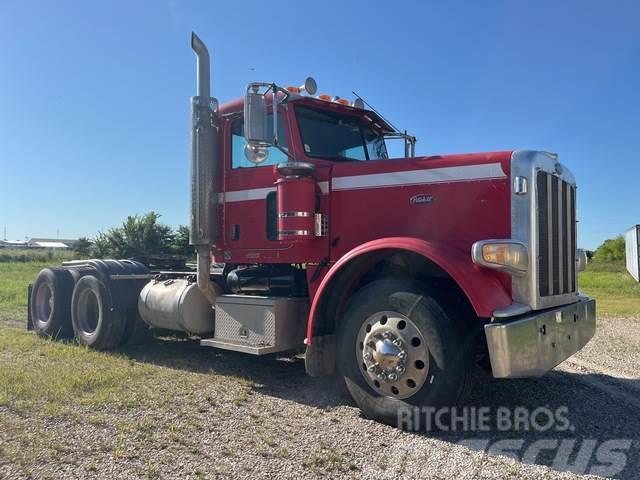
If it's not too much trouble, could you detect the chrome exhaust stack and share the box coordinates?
[190,32,219,304]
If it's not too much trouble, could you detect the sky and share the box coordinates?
[1,1,639,250]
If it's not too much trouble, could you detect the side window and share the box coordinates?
[364,129,388,160]
[341,144,367,161]
[231,115,288,168]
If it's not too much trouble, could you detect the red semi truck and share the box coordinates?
[29,33,595,426]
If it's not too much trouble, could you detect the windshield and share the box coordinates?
[295,105,388,161]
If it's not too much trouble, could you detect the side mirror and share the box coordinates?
[244,88,270,164]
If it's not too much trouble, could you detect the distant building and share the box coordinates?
[27,238,77,249]
[29,241,70,249]
[0,238,78,249]
[0,240,28,248]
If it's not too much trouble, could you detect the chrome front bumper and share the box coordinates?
[485,296,596,378]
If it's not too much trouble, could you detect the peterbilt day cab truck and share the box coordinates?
[28,33,595,427]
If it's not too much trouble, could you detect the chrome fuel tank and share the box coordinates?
[138,278,215,334]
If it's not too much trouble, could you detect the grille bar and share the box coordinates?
[570,187,576,291]
[537,173,550,296]
[551,175,560,295]
[536,171,576,298]
[559,179,566,293]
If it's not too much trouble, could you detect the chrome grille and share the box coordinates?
[510,151,579,311]
[536,171,576,297]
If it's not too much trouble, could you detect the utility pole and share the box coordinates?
[3,226,6,241]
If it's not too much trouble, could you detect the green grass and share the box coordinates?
[0,251,85,321]
[579,262,640,317]
[0,322,257,476]
[0,327,154,415]
[0,324,242,476]
[0,262,49,320]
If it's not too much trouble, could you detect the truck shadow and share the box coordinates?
[442,370,640,479]
[122,335,639,479]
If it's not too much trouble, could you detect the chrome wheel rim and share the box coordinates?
[356,311,429,400]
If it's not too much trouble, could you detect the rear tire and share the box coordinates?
[30,268,74,339]
[71,275,127,350]
[336,278,474,429]
[121,306,151,346]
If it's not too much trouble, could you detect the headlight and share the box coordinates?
[471,240,529,275]
[576,248,587,272]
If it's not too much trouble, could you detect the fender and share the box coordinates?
[306,237,512,343]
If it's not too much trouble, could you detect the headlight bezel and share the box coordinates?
[471,240,529,276]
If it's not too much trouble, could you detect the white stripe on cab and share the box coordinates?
[221,163,506,203]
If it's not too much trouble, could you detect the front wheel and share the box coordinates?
[336,278,474,429]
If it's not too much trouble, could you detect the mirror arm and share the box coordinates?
[274,143,295,161]
[270,88,294,161]
[269,83,292,157]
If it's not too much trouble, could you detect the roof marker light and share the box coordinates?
[286,78,317,95]
[317,94,332,101]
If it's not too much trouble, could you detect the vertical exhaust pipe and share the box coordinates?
[192,33,210,99]
[190,32,219,304]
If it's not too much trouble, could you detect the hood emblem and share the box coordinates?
[410,194,434,205]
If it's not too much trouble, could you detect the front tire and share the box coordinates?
[336,278,474,429]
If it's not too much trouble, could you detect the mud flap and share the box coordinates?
[27,283,33,331]
[305,334,336,377]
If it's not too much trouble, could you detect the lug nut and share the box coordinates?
[396,365,405,374]
[367,364,377,372]
[398,351,407,360]
[364,351,372,361]
[382,332,391,339]
[393,339,403,347]
[388,373,398,381]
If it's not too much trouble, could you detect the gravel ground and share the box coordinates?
[572,316,640,379]
[1,316,639,480]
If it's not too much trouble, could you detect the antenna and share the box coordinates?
[352,90,402,133]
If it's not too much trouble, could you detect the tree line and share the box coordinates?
[590,236,625,264]
[74,212,194,259]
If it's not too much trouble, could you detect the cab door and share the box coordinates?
[222,111,330,264]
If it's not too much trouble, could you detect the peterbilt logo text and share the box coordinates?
[410,194,434,205]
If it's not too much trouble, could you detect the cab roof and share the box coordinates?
[218,95,396,134]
